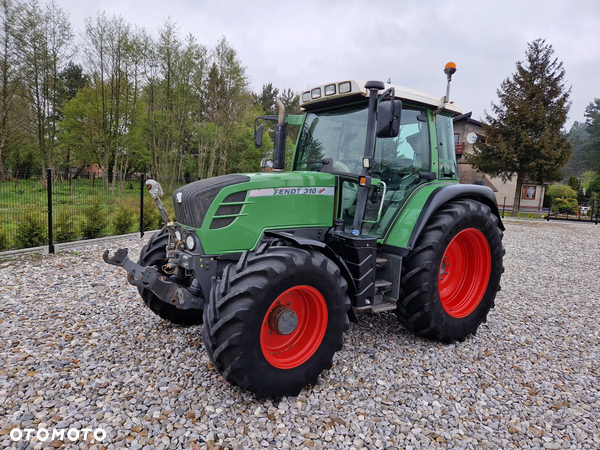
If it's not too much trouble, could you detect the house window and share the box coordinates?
[454,133,460,145]
[522,185,536,200]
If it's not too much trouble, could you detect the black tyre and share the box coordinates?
[395,199,504,343]
[137,228,204,325]
[203,246,351,398]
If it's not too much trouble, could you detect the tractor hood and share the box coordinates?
[173,172,337,254]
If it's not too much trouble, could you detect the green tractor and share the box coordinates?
[105,64,504,398]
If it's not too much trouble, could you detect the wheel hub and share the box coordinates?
[439,255,449,280]
[268,305,298,335]
[260,285,328,369]
[438,228,491,318]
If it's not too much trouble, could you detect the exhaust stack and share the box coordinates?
[272,97,286,171]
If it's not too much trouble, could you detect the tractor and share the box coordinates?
[104,63,504,398]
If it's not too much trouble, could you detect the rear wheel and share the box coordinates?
[137,228,204,325]
[395,199,503,342]
[203,246,350,398]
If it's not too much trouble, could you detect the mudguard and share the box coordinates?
[405,184,504,251]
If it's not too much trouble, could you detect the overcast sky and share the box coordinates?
[56,0,598,129]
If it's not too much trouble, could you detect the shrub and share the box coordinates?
[546,184,577,199]
[81,199,108,239]
[142,199,162,232]
[16,208,47,248]
[54,211,78,244]
[551,197,578,213]
[112,205,136,235]
[0,227,10,251]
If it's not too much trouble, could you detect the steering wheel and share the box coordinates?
[334,158,362,174]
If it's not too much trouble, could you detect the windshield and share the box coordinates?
[295,105,430,178]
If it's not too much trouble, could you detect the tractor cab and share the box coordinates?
[286,78,462,238]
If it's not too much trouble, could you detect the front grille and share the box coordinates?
[173,175,250,228]
[210,191,248,230]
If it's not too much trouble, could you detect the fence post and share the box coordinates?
[140,172,145,237]
[47,168,54,254]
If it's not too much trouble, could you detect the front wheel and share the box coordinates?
[203,246,351,398]
[395,199,504,342]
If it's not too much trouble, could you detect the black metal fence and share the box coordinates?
[545,198,600,224]
[0,169,183,253]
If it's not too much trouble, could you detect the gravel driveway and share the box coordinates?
[1,219,599,450]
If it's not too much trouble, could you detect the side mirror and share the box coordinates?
[376,99,402,138]
[255,124,264,148]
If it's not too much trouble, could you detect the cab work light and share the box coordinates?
[339,81,352,94]
[325,84,336,96]
[301,91,311,103]
[311,88,321,99]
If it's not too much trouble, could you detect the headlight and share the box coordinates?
[175,230,182,241]
[185,234,196,251]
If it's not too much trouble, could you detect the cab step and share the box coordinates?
[376,257,388,269]
[375,279,393,293]
[370,300,398,313]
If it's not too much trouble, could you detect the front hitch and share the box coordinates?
[103,248,204,310]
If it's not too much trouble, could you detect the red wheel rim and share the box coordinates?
[260,285,328,369]
[438,228,491,318]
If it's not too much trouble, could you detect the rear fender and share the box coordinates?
[405,184,504,251]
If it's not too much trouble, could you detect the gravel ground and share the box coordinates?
[0,218,599,450]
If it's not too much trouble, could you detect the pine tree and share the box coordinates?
[583,98,600,172]
[467,39,572,216]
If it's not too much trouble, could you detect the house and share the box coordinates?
[453,112,546,211]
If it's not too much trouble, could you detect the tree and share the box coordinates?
[15,0,74,174]
[0,0,20,176]
[564,121,592,177]
[253,82,278,115]
[467,39,572,216]
[588,174,600,197]
[567,174,580,191]
[582,98,600,172]
[59,61,88,102]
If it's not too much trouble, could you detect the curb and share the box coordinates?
[0,230,159,258]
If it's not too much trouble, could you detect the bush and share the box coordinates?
[551,197,578,214]
[142,199,162,231]
[54,211,78,244]
[112,205,136,235]
[81,199,108,239]
[16,208,47,248]
[0,227,10,251]
[546,184,577,199]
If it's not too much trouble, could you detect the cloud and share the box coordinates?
[50,0,599,127]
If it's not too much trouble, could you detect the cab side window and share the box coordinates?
[436,114,458,179]
[374,108,430,183]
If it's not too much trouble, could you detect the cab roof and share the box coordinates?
[300,80,462,115]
